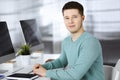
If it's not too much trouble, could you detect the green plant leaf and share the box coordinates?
[18,44,31,55]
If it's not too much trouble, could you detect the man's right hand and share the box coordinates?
[33,64,40,70]
[32,64,47,77]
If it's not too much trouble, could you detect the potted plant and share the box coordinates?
[16,44,31,67]
[18,44,31,55]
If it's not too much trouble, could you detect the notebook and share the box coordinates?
[6,73,38,80]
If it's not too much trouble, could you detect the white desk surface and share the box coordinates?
[0,53,60,80]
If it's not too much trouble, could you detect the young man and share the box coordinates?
[33,1,105,80]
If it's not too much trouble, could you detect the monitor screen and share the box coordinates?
[0,21,15,64]
[20,19,43,52]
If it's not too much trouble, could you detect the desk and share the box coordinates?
[0,53,60,80]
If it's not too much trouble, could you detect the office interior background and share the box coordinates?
[0,0,120,67]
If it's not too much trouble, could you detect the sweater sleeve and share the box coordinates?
[45,38,102,80]
[42,42,68,70]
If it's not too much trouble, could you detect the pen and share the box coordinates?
[28,70,33,74]
[29,66,40,74]
[29,66,39,73]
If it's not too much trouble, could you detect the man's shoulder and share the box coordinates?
[61,36,71,44]
[64,36,71,41]
[84,32,97,40]
[81,32,100,44]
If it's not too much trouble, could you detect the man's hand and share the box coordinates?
[33,64,47,77]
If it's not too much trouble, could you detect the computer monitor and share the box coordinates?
[20,19,44,52]
[0,21,15,64]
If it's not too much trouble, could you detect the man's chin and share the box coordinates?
[70,31,77,34]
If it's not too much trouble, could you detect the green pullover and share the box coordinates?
[42,32,105,80]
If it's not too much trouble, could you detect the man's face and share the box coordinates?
[63,9,84,33]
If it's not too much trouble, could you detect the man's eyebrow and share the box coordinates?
[64,16,69,18]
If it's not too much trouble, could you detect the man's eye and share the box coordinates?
[73,16,77,18]
[65,17,69,19]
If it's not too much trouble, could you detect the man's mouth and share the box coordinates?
[69,25,75,28]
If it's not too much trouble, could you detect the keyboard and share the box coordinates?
[16,66,33,74]
[0,70,8,74]
[13,67,24,73]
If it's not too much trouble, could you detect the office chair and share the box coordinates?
[112,59,120,80]
[104,65,113,80]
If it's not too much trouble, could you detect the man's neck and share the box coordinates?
[72,28,84,42]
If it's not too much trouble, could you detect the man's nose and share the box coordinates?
[68,18,73,23]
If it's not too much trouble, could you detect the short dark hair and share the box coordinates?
[62,1,84,16]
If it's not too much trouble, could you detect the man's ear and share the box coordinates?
[82,15,85,21]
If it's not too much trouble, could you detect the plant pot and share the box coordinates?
[16,55,31,67]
